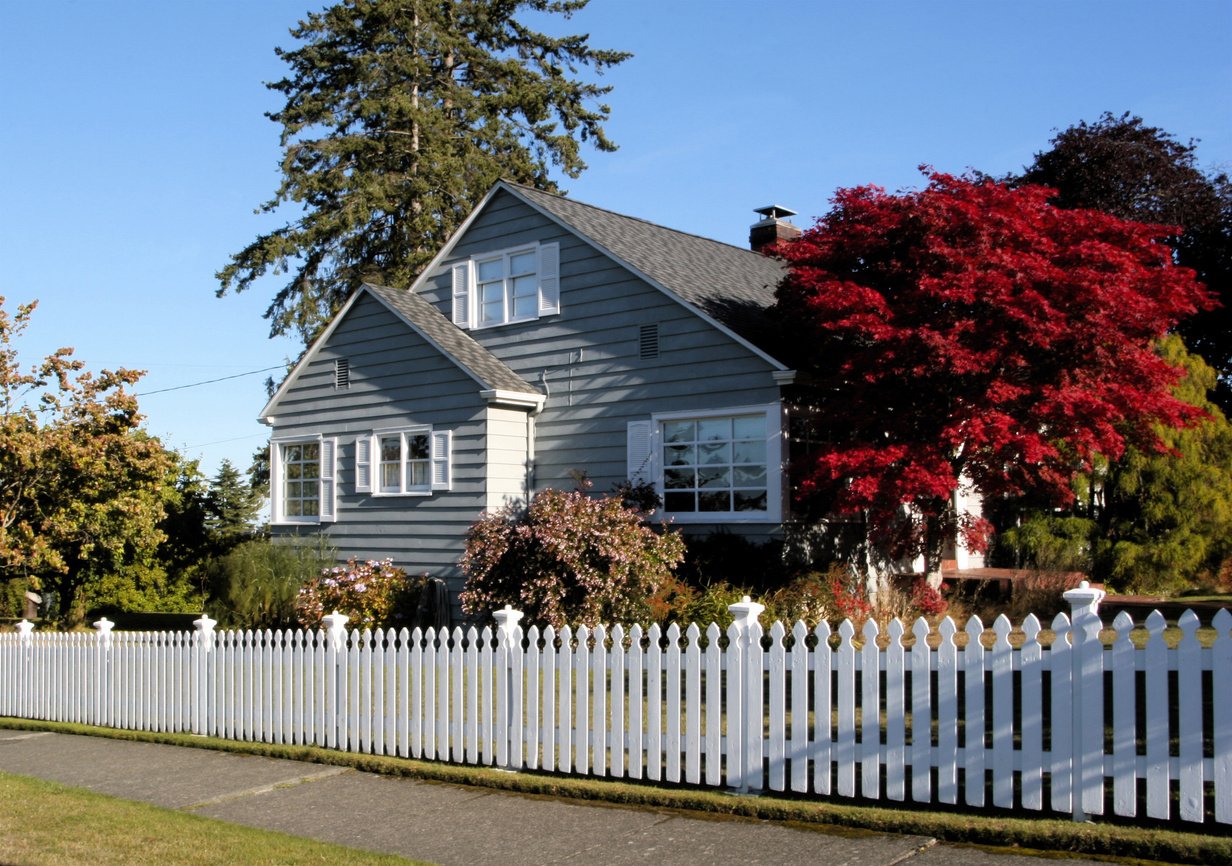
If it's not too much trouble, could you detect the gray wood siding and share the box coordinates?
[423,189,786,543]
[269,292,530,590]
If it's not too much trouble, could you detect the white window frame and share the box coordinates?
[635,403,783,524]
[270,435,337,525]
[355,427,451,497]
[451,242,559,330]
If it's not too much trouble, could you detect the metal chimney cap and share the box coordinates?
[753,205,797,220]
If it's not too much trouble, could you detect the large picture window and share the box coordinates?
[627,404,781,523]
[662,414,768,514]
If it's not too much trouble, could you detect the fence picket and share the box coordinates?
[836,620,857,798]
[1019,615,1044,812]
[991,615,1014,808]
[767,621,786,792]
[790,620,809,794]
[1177,611,1203,821]
[1110,612,1137,817]
[610,625,626,779]
[1144,611,1170,819]
[884,619,906,801]
[1215,609,1232,823]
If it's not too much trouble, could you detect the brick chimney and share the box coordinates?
[749,205,801,253]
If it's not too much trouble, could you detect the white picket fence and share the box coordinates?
[2,583,1230,826]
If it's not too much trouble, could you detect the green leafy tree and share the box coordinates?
[218,0,629,344]
[1017,112,1232,408]
[998,337,1232,594]
[0,298,174,623]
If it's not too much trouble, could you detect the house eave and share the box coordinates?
[480,389,546,411]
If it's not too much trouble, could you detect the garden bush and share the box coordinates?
[294,557,426,629]
[459,488,686,628]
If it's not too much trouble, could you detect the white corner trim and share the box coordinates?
[771,370,797,385]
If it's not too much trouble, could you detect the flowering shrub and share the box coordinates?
[459,488,686,628]
[910,579,949,617]
[295,558,423,628]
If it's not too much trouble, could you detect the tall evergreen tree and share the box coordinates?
[218,0,629,344]
[206,459,263,549]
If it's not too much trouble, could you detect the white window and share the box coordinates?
[356,427,451,496]
[271,436,336,524]
[628,404,782,523]
[451,242,559,329]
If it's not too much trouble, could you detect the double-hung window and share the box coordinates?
[451,242,559,329]
[627,404,781,523]
[357,427,451,496]
[477,249,538,326]
[378,430,431,494]
[271,436,337,524]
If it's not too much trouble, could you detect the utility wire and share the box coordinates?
[136,365,284,397]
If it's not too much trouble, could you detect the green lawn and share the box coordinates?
[0,772,428,866]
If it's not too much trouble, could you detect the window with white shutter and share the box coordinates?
[454,242,560,329]
[355,426,449,496]
[271,435,336,524]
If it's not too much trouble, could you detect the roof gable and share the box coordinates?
[496,182,789,368]
[259,281,539,421]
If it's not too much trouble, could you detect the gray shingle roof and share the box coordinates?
[362,280,536,395]
[504,183,789,359]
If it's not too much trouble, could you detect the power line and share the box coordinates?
[136,366,284,397]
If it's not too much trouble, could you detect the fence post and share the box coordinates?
[14,620,34,720]
[728,595,765,792]
[1063,579,1105,822]
[92,617,114,727]
[321,611,349,749]
[493,606,524,769]
[191,614,217,735]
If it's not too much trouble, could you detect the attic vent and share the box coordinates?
[639,324,660,360]
[334,358,350,389]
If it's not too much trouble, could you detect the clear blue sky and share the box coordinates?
[2,0,1229,481]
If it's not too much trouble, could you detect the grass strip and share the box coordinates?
[0,771,427,866]
[2,718,1229,865]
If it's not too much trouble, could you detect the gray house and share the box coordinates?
[259,181,807,600]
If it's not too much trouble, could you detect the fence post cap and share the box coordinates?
[493,606,524,642]
[93,617,115,634]
[192,614,217,633]
[1062,580,1106,608]
[16,619,34,637]
[727,595,765,628]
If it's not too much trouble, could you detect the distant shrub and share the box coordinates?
[295,557,425,629]
[459,488,686,628]
[214,536,336,630]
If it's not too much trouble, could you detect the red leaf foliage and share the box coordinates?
[772,171,1214,560]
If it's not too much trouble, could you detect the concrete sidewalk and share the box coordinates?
[0,730,1107,866]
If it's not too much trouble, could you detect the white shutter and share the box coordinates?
[319,437,337,522]
[451,261,471,327]
[538,242,560,316]
[626,420,654,485]
[354,434,373,493]
[431,429,452,491]
[269,441,282,523]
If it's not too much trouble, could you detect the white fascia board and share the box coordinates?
[257,288,370,422]
[499,185,791,374]
[479,389,546,411]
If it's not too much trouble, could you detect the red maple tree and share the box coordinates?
[771,171,1214,573]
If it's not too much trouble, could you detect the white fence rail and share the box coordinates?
[2,584,1230,825]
